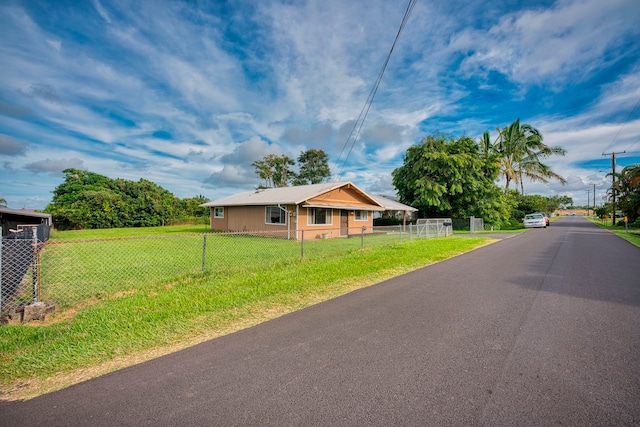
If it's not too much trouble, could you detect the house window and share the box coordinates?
[307,208,332,225]
[214,207,224,218]
[265,206,286,225]
[354,210,368,221]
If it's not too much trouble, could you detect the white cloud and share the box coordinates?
[1,0,638,210]
[24,158,84,176]
[93,0,112,24]
[204,164,253,189]
[0,134,29,156]
[449,0,640,84]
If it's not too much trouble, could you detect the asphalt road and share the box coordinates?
[2,216,639,426]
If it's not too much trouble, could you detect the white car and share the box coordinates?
[523,213,547,228]
[532,212,550,226]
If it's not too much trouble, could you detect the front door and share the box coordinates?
[340,210,349,236]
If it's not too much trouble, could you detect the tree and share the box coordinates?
[392,134,510,223]
[293,149,331,185]
[510,193,569,219]
[182,195,210,217]
[251,154,295,188]
[615,164,640,223]
[554,195,573,209]
[44,168,206,229]
[494,119,567,193]
[0,197,7,206]
[594,204,610,220]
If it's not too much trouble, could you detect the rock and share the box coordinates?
[23,302,48,323]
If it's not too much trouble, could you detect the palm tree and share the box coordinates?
[479,131,500,180]
[0,197,7,207]
[494,119,567,193]
[615,164,640,223]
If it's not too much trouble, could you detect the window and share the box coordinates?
[307,208,332,225]
[214,207,224,218]
[354,210,368,221]
[265,206,286,225]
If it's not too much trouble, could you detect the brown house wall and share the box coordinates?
[295,207,373,239]
[207,185,377,239]
[210,205,374,239]
[209,211,228,230]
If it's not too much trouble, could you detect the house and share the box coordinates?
[200,182,386,239]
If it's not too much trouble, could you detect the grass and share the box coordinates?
[49,224,213,240]
[587,217,640,247]
[0,226,495,400]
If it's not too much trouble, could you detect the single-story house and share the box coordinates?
[200,181,387,239]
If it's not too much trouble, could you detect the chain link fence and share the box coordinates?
[1,222,456,322]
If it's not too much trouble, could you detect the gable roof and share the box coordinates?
[201,181,385,210]
[370,195,418,212]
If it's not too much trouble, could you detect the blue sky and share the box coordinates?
[1,0,639,210]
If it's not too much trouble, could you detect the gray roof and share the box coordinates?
[0,206,53,219]
[370,195,418,212]
[201,181,385,209]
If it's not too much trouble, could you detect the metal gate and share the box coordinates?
[415,218,453,238]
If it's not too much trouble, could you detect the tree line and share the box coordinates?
[392,119,569,227]
[603,164,640,225]
[251,121,576,227]
[616,164,640,225]
[44,169,209,230]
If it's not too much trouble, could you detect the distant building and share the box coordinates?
[0,207,52,237]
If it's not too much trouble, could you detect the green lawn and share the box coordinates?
[1,225,494,400]
[49,224,213,239]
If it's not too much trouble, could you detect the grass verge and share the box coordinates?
[0,234,494,401]
[587,217,640,247]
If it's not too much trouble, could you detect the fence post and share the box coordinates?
[301,230,305,259]
[0,226,3,313]
[201,234,207,274]
[32,226,39,302]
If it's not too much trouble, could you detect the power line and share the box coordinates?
[333,0,417,179]
[602,95,640,154]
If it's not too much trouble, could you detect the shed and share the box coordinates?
[0,207,52,238]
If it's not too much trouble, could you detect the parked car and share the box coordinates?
[533,212,550,226]
[523,213,547,228]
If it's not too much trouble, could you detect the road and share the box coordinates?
[2,216,639,426]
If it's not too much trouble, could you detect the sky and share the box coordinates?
[1,0,640,211]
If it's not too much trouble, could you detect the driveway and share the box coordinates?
[2,216,639,426]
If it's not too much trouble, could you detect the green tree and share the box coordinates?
[392,134,510,223]
[293,149,331,185]
[494,119,567,193]
[615,164,640,223]
[0,197,7,206]
[252,154,295,188]
[594,204,610,219]
[45,168,205,229]
[182,195,210,217]
[554,195,573,209]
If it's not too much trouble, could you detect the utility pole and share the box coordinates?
[602,151,625,225]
